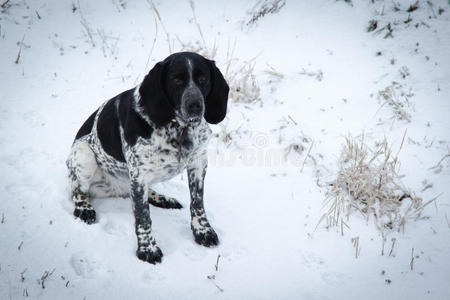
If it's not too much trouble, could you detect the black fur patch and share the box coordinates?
[139,62,175,127]
[204,60,229,124]
[75,109,98,140]
[119,91,154,146]
[97,98,126,162]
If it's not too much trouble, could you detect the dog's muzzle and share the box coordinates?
[181,87,205,124]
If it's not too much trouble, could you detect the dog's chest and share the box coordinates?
[129,122,211,183]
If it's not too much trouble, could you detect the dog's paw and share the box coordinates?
[166,199,183,209]
[74,207,96,224]
[136,247,163,264]
[148,191,183,209]
[148,196,183,209]
[193,226,219,247]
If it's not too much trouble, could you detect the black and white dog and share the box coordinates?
[66,52,229,264]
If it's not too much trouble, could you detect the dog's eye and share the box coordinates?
[174,78,184,85]
[198,76,207,85]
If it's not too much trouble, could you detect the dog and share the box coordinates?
[66,52,229,264]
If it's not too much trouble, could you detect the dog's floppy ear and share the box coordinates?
[139,62,174,126]
[205,60,229,124]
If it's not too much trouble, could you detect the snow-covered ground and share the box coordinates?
[1,0,449,299]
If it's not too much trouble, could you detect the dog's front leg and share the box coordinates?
[129,169,163,264]
[187,155,219,247]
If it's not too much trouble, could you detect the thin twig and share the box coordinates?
[189,0,206,49]
[413,193,441,218]
[215,254,221,272]
[144,15,158,72]
[265,64,284,79]
[352,236,360,259]
[207,275,224,292]
[313,213,327,233]
[40,268,56,289]
[389,238,396,256]
[148,0,172,53]
[1,0,10,8]
[15,35,25,64]
[300,140,314,172]
[420,183,433,192]
[430,153,450,170]
[287,115,297,125]
[20,268,27,282]
[445,214,450,229]
[77,0,96,47]
[393,128,407,164]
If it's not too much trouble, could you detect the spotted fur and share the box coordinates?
[66,52,229,264]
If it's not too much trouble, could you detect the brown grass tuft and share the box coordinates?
[318,134,432,235]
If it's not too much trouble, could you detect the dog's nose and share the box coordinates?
[187,99,202,115]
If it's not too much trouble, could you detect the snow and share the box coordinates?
[1,0,450,299]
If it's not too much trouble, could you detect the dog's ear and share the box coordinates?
[205,60,229,124]
[139,62,174,126]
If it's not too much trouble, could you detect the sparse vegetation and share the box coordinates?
[352,236,360,258]
[150,0,261,107]
[430,149,450,173]
[178,40,261,105]
[77,1,96,47]
[377,81,414,123]
[1,0,10,10]
[148,0,173,53]
[20,268,27,282]
[367,19,378,32]
[14,35,25,64]
[366,0,447,40]
[246,0,286,26]
[206,254,223,292]
[227,60,261,104]
[319,134,433,236]
[40,268,56,289]
[298,67,324,82]
[407,1,419,13]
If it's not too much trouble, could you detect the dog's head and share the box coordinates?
[139,52,229,127]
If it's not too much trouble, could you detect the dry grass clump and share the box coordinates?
[176,29,261,104]
[320,134,432,234]
[226,59,261,104]
[246,0,286,26]
[377,81,414,122]
[147,0,262,105]
[178,39,261,104]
